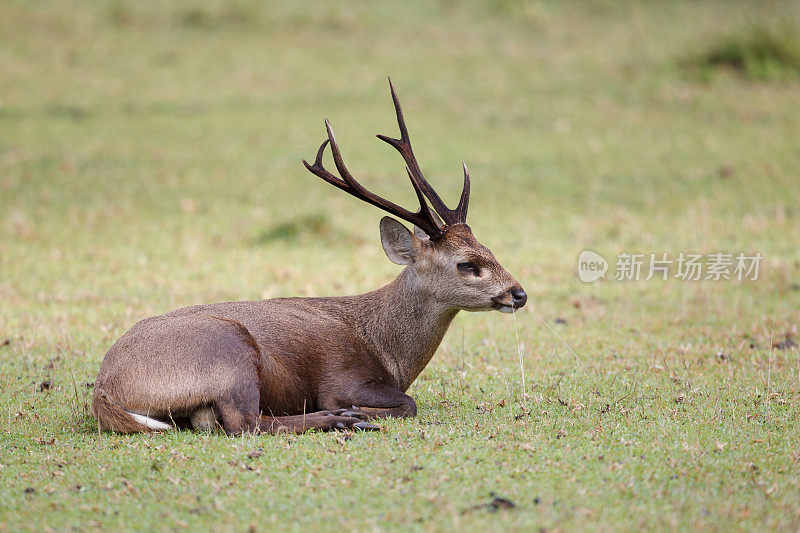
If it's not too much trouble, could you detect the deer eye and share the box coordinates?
[457,262,480,275]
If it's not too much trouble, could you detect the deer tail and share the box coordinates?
[92,388,172,433]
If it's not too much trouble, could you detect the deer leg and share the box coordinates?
[213,378,262,435]
[354,404,416,419]
[258,409,379,434]
[342,383,417,420]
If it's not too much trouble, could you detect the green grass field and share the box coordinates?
[2,1,799,531]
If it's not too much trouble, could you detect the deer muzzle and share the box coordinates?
[491,286,527,313]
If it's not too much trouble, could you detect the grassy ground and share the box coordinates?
[2,1,800,531]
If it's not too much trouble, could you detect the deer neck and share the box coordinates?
[352,267,458,391]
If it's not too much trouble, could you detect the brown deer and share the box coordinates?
[92,80,527,435]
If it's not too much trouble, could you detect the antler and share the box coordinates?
[302,78,471,239]
[376,78,470,226]
[303,119,445,238]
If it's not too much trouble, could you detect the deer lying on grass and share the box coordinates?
[92,80,527,434]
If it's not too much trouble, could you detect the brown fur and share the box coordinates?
[92,222,525,434]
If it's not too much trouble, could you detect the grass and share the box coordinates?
[683,24,800,81]
[1,0,800,531]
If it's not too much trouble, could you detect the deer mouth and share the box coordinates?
[491,299,515,314]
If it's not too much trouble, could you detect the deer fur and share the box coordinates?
[92,82,526,435]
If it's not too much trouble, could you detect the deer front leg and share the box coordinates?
[343,382,417,420]
[258,409,379,434]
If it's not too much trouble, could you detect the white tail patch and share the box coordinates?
[126,411,173,431]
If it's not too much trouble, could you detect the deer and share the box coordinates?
[91,79,527,435]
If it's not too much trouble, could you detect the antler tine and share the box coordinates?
[302,117,444,238]
[455,162,470,222]
[325,118,379,196]
[302,137,344,190]
[376,78,468,226]
[406,166,446,230]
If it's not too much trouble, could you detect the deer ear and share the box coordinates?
[413,225,429,240]
[380,216,416,265]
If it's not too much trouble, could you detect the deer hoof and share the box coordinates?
[353,421,381,431]
[329,416,379,432]
[340,410,368,420]
[324,408,367,419]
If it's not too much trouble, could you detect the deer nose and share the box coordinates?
[511,287,527,308]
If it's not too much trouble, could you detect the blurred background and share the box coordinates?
[3,0,800,396]
[3,1,798,346]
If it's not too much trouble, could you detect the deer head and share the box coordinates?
[303,79,527,314]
